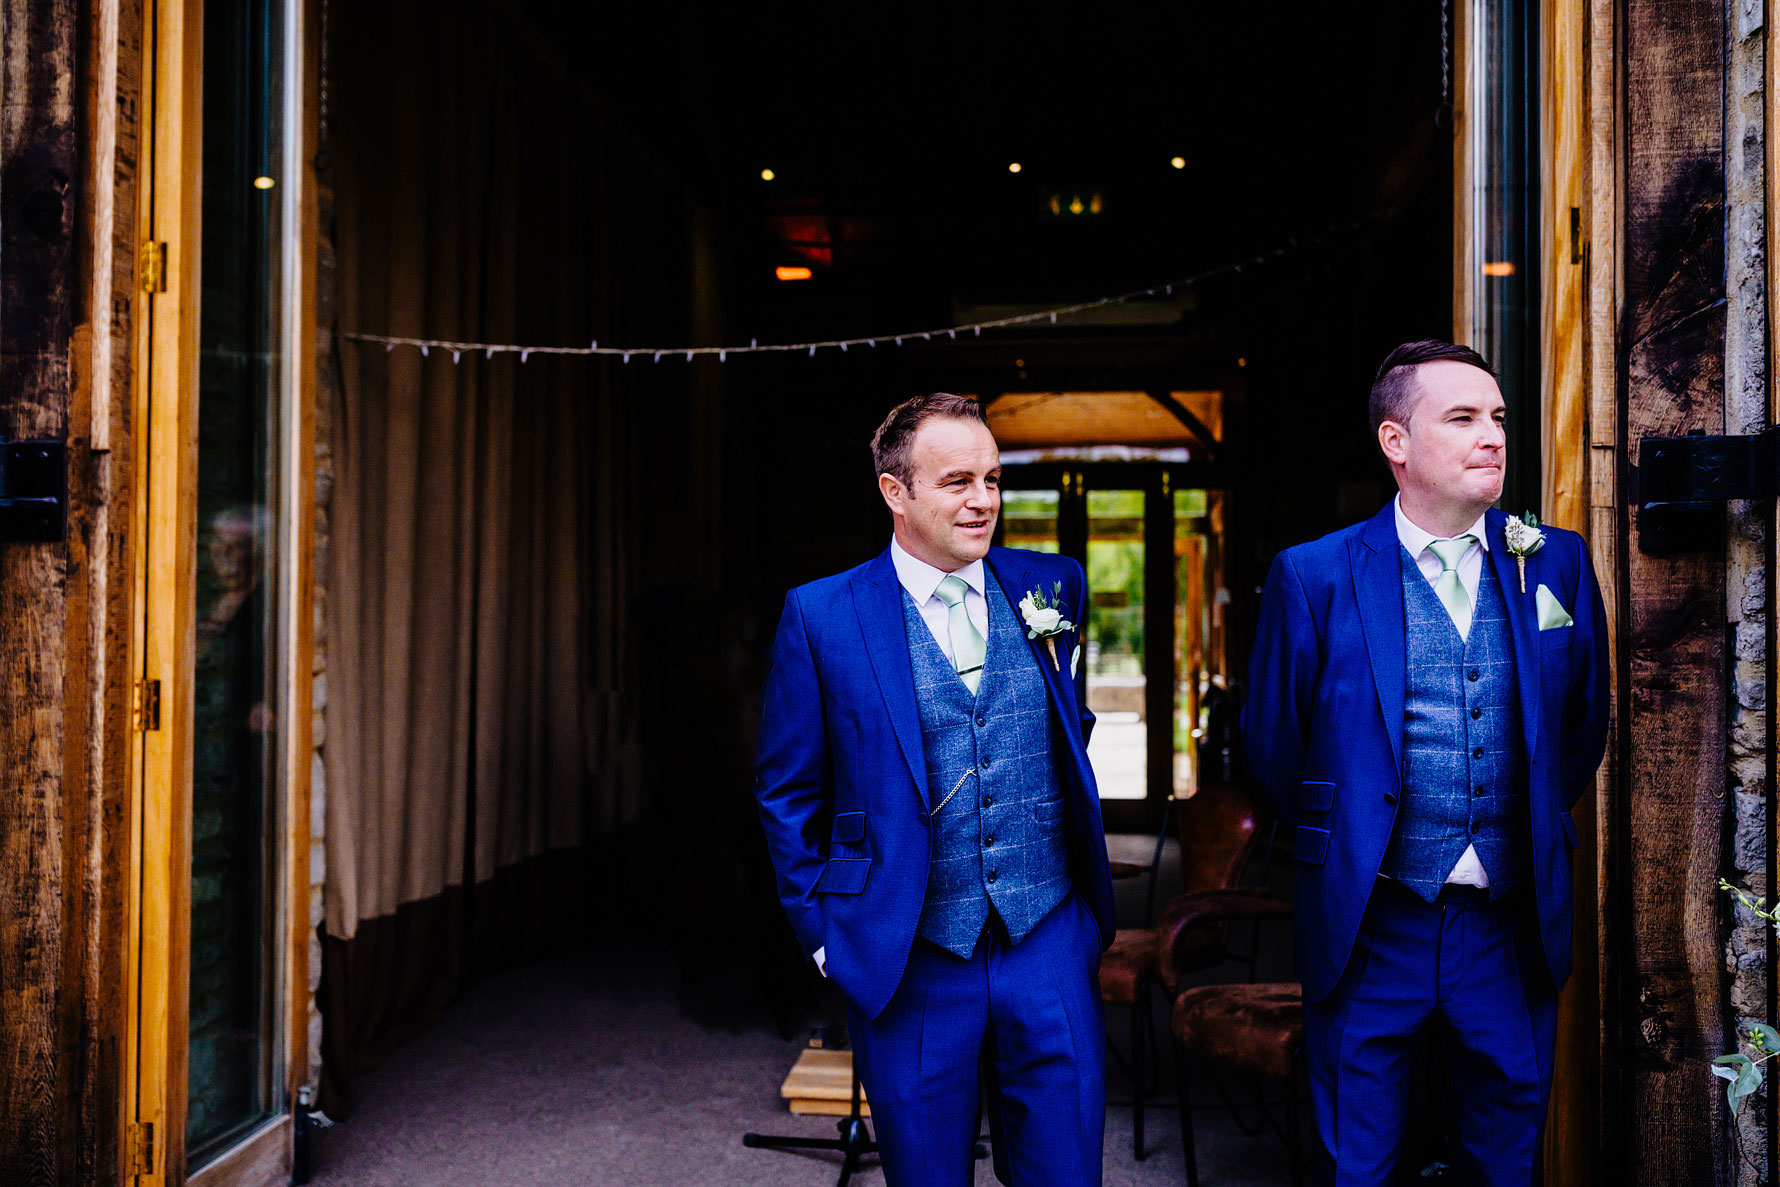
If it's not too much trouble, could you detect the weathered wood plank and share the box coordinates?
[0,0,80,1182]
[1620,0,1728,1180]
[1540,0,1595,1177]
[62,1,141,1183]
[1584,0,1621,1175]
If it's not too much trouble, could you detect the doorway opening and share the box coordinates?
[988,389,1233,833]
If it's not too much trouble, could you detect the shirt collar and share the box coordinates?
[1393,495,1490,558]
[890,536,986,604]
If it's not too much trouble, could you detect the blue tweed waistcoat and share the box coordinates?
[903,567,1070,958]
[1381,547,1529,901]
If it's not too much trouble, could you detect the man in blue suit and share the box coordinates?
[756,392,1116,1186]
[1243,341,1610,1185]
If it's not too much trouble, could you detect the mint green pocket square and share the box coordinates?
[1535,583,1574,630]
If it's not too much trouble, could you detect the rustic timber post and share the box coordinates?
[0,0,139,1183]
[1614,0,1733,1180]
[0,0,82,1182]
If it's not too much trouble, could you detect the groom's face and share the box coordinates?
[1380,360,1507,513]
[881,416,1002,572]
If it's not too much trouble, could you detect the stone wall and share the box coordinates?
[1724,2,1769,1180]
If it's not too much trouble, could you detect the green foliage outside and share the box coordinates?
[1716,878,1780,1170]
[1088,491,1145,671]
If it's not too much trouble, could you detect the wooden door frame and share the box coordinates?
[127,0,205,1177]
[1535,0,1616,1181]
[125,0,317,1181]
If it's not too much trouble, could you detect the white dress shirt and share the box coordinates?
[813,540,989,977]
[889,536,988,660]
[1392,495,1492,889]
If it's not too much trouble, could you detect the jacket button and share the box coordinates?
[984,835,995,848]
[982,795,993,808]
[1475,786,1486,797]
[980,758,992,771]
[1384,792,1398,806]
[918,811,930,827]
[1472,746,1484,759]
[1468,669,1481,681]
[976,715,987,727]
[1471,708,1482,720]
[1470,820,1482,834]
[986,870,998,884]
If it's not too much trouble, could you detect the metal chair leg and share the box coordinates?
[1173,1038,1200,1187]
[1130,998,1147,1159]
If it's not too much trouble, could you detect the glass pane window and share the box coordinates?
[1001,488,1061,553]
[188,0,289,1162]
[1172,489,1233,796]
[1085,489,1145,800]
[1467,0,1541,512]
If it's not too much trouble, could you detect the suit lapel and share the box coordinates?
[852,550,931,809]
[985,550,1085,744]
[1352,505,1406,776]
[1483,509,1541,756]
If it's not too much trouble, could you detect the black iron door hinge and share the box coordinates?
[0,439,66,542]
[1637,427,1780,552]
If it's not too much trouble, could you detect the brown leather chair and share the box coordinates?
[1163,892,1303,1186]
[1097,781,1271,1160]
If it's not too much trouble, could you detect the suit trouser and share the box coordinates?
[845,893,1106,1187]
[1301,880,1558,1187]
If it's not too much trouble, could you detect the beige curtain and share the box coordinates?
[323,0,636,944]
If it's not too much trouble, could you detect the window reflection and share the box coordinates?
[188,0,287,1162]
[1468,0,1540,512]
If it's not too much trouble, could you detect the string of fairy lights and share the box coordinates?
[338,242,1298,366]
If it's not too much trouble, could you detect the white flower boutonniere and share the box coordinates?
[1503,511,1547,593]
[1018,582,1075,671]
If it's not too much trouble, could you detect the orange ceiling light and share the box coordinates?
[775,265,814,281]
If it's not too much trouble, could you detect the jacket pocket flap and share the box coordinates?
[831,811,866,844]
[1300,780,1335,812]
[814,858,871,895]
[1559,810,1580,850]
[1295,825,1330,866]
[1034,797,1066,821]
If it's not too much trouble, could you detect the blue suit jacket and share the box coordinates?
[1241,505,1610,1004]
[755,545,1117,1020]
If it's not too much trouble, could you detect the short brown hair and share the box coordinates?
[870,393,989,487]
[1368,340,1497,434]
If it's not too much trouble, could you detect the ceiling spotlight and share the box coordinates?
[760,168,776,182]
[1008,162,1022,174]
[1170,156,1186,170]
[1482,261,1516,277]
[253,176,276,189]
[775,265,813,281]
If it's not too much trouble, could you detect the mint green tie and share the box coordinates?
[935,575,985,694]
[1427,535,1477,639]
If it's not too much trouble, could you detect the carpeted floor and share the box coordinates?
[309,836,1301,1185]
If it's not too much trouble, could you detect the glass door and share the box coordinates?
[127,0,302,1178]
